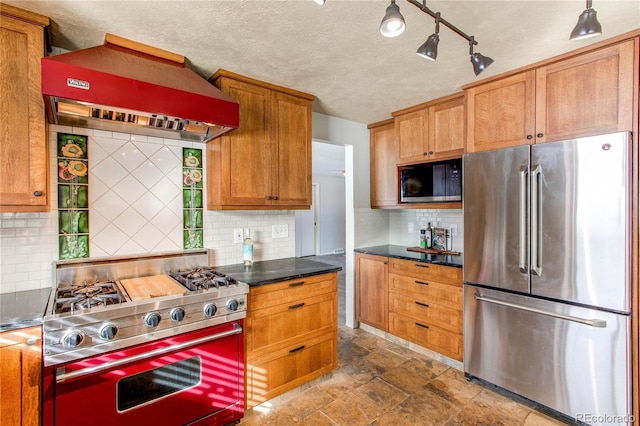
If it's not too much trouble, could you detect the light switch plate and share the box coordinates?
[233,228,244,244]
[272,224,289,239]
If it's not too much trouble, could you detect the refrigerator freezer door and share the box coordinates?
[464,285,631,424]
[531,132,631,312]
[463,146,530,293]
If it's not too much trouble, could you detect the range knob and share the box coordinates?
[62,331,85,349]
[226,299,239,312]
[144,312,162,327]
[170,307,186,322]
[99,324,118,340]
[204,303,217,317]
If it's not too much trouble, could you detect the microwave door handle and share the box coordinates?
[519,166,528,273]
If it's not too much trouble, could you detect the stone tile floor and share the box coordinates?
[239,327,573,426]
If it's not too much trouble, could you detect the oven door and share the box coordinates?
[45,321,244,426]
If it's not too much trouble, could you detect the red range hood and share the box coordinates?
[42,34,239,143]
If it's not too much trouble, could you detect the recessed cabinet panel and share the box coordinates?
[369,119,397,208]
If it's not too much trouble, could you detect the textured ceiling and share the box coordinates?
[7,0,640,125]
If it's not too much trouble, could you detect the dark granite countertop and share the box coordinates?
[0,287,51,332]
[355,244,463,268]
[214,257,342,286]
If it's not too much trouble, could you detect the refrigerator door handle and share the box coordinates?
[475,294,607,328]
[519,166,529,273]
[530,164,542,276]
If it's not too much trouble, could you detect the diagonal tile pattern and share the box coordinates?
[239,327,573,426]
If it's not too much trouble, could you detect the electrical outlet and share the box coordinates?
[450,224,458,236]
[233,228,244,244]
[272,224,289,239]
[408,222,414,233]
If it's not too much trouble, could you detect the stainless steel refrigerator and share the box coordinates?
[463,132,632,424]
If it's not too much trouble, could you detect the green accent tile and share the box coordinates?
[183,189,203,208]
[58,133,88,159]
[58,185,89,209]
[59,210,89,234]
[182,168,203,188]
[183,229,203,249]
[182,148,202,168]
[57,159,89,184]
[59,234,89,260]
[183,209,203,229]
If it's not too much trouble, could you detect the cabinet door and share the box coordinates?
[272,91,311,207]
[428,95,465,160]
[355,253,388,331]
[216,79,272,206]
[466,71,536,152]
[370,121,397,208]
[536,40,635,143]
[0,13,48,211]
[0,326,42,426]
[395,108,429,164]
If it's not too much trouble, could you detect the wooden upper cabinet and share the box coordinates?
[207,70,314,210]
[466,37,636,152]
[0,4,49,212]
[536,40,635,143]
[466,71,536,152]
[368,119,397,208]
[428,94,465,160]
[393,93,465,164]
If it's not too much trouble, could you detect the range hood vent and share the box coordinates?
[42,34,239,143]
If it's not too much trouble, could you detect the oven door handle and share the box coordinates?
[56,323,243,383]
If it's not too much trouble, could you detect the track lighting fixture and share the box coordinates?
[570,0,602,40]
[416,13,440,61]
[381,0,494,75]
[379,0,406,38]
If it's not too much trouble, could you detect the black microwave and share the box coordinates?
[400,159,462,203]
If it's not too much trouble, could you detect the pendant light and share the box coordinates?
[469,37,494,76]
[570,0,602,40]
[379,0,406,38]
[416,13,440,61]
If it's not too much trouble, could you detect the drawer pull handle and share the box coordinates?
[415,301,429,307]
[289,302,305,310]
[415,264,429,268]
[289,281,304,287]
[415,280,429,286]
[415,322,430,329]
[289,345,305,354]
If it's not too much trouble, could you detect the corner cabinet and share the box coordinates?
[466,38,636,152]
[392,93,465,165]
[207,70,315,210]
[368,119,397,209]
[245,273,338,408]
[0,326,42,426]
[0,4,49,212]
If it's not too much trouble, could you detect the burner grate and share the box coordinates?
[54,281,123,314]
[170,267,237,291]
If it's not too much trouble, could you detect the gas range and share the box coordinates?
[43,250,248,366]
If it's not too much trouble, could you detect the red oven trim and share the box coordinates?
[43,320,244,426]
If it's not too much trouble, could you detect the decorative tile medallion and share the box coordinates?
[57,133,89,259]
[182,148,203,249]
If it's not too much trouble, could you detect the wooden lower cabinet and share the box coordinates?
[245,273,338,408]
[0,326,42,426]
[388,258,463,361]
[355,253,389,331]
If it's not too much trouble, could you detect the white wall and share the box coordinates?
[314,174,346,255]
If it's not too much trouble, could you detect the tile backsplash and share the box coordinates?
[0,125,295,293]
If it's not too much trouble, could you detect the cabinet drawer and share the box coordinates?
[389,312,462,361]
[389,259,462,285]
[389,273,462,310]
[249,273,337,310]
[246,292,336,359]
[246,333,337,408]
[389,293,462,333]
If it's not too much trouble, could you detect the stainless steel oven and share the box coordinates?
[42,251,249,426]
